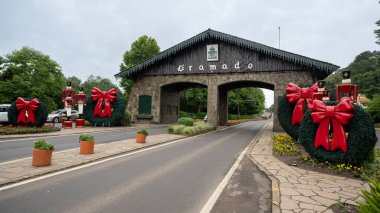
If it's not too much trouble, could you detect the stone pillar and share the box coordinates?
[218,86,228,126]
[207,84,219,127]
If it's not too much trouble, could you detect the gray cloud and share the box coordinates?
[1,0,379,107]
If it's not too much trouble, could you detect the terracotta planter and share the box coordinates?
[32,149,52,167]
[80,141,95,154]
[63,120,72,129]
[136,133,146,143]
[75,119,85,128]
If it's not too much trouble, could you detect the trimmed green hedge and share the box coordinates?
[84,94,126,127]
[178,117,194,126]
[7,100,48,127]
[0,126,60,135]
[168,123,215,136]
[299,102,377,165]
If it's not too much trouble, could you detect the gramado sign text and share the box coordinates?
[177,61,253,72]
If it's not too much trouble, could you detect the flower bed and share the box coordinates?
[0,126,61,135]
[167,123,215,136]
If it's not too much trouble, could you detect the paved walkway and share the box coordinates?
[0,133,185,186]
[247,122,368,213]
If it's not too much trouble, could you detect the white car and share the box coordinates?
[46,109,80,123]
[0,104,11,125]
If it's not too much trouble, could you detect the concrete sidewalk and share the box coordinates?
[0,133,185,187]
[247,122,368,213]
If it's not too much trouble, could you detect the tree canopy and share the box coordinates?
[82,75,121,95]
[119,35,160,101]
[228,88,265,115]
[0,47,66,111]
[325,51,380,98]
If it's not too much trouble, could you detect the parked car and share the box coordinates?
[0,104,11,125]
[46,109,79,123]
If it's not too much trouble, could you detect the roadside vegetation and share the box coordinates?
[0,126,61,135]
[167,117,215,136]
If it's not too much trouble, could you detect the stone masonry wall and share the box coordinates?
[128,71,314,131]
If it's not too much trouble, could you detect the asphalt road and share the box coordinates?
[0,126,167,163]
[0,120,268,213]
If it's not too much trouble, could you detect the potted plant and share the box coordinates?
[136,129,149,143]
[79,134,95,154]
[32,140,54,167]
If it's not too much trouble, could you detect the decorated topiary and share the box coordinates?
[278,83,337,140]
[7,98,48,127]
[299,100,377,165]
[84,87,126,126]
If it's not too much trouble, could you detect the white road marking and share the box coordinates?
[200,122,268,213]
[0,121,267,192]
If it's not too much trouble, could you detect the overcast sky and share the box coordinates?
[1,0,379,107]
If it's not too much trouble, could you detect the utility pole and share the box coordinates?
[278,26,281,49]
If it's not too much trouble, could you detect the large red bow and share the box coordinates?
[16,98,39,124]
[286,83,319,125]
[91,87,117,118]
[311,99,354,153]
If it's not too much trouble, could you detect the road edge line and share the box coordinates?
[200,122,268,213]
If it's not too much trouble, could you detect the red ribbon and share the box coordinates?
[286,83,319,125]
[16,98,39,124]
[91,87,117,117]
[311,99,354,153]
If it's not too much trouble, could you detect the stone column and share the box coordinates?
[207,83,219,127]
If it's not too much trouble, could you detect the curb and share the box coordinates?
[246,123,281,213]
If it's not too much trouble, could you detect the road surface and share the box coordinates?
[0,120,268,213]
[0,126,167,163]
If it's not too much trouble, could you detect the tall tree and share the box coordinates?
[65,76,82,90]
[0,47,66,111]
[82,75,121,95]
[228,88,265,115]
[119,35,160,101]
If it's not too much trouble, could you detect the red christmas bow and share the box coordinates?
[286,83,319,125]
[91,87,117,118]
[16,97,39,124]
[311,99,354,153]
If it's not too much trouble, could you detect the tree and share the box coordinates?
[180,88,207,113]
[82,75,121,95]
[228,88,265,115]
[119,35,160,101]
[66,76,82,90]
[367,95,380,123]
[325,51,380,98]
[0,47,66,111]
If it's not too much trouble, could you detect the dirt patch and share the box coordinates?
[329,203,358,213]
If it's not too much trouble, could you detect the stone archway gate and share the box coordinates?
[115,29,339,131]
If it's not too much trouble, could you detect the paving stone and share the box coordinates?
[292,196,322,205]
[296,189,316,196]
[281,197,299,210]
[281,187,300,196]
[293,184,321,191]
[300,210,316,213]
[323,209,334,213]
[313,190,340,200]
[311,196,337,207]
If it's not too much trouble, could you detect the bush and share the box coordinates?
[167,123,215,136]
[124,110,132,126]
[34,140,54,151]
[0,126,60,135]
[357,179,380,212]
[228,114,258,120]
[79,134,94,142]
[8,99,48,128]
[179,111,206,119]
[367,95,380,123]
[299,103,377,165]
[137,129,149,136]
[178,117,194,126]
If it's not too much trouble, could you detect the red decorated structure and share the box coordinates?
[286,83,319,125]
[311,99,354,153]
[75,87,87,128]
[336,70,358,102]
[16,98,39,124]
[61,82,76,128]
[91,87,117,118]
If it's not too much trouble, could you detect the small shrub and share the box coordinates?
[137,129,149,136]
[178,117,194,126]
[0,126,60,135]
[124,110,132,126]
[357,179,380,212]
[167,126,174,134]
[167,123,215,136]
[79,134,94,142]
[34,140,54,151]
